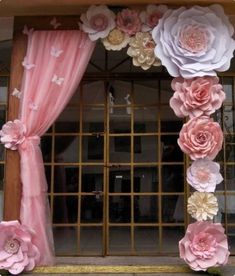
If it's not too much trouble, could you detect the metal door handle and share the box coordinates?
[92,190,103,199]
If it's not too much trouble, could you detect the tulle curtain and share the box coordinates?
[18,30,95,265]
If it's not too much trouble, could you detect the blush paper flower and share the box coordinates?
[80,5,115,41]
[140,4,168,32]
[0,221,40,275]
[170,77,225,118]
[0,120,26,150]
[178,117,223,160]
[102,28,130,51]
[116,9,142,36]
[187,192,218,221]
[187,159,223,192]
[179,221,229,271]
[127,32,161,70]
[152,5,235,78]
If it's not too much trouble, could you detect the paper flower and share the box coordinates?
[0,120,26,150]
[116,9,142,36]
[152,5,235,78]
[187,159,223,192]
[80,5,115,41]
[187,192,218,221]
[170,77,225,118]
[127,32,161,70]
[179,221,229,271]
[140,4,168,32]
[178,117,223,160]
[102,28,130,51]
[0,221,40,275]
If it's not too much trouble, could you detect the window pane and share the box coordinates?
[109,227,131,252]
[135,196,158,223]
[134,166,158,193]
[55,136,79,163]
[134,136,158,163]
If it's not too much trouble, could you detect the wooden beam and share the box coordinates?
[3,20,27,220]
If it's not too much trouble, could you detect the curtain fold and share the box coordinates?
[18,30,95,265]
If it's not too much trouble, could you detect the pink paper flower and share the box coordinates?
[152,5,235,78]
[170,77,225,118]
[140,4,168,32]
[0,120,26,150]
[80,5,116,41]
[179,221,229,271]
[178,117,223,160]
[187,159,223,192]
[0,221,40,275]
[116,9,142,36]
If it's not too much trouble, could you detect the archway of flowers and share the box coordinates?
[0,3,234,275]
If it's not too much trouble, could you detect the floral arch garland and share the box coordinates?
[0,3,234,275]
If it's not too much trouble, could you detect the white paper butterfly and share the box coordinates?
[51,74,64,86]
[22,58,35,70]
[12,88,21,99]
[22,25,34,36]
[50,17,61,29]
[29,101,38,111]
[50,46,63,58]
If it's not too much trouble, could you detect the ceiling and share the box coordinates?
[1,0,235,15]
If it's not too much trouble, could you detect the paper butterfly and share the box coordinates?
[22,25,34,36]
[50,46,63,58]
[50,17,61,29]
[51,74,64,86]
[12,88,21,99]
[29,101,38,111]
[22,58,35,70]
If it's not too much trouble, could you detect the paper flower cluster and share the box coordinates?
[0,221,40,275]
[80,4,166,69]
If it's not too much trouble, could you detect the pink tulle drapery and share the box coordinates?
[18,30,95,265]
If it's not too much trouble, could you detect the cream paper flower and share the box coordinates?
[102,28,130,51]
[127,32,161,70]
[187,192,218,221]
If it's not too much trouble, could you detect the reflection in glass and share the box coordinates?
[226,166,235,190]
[55,107,79,133]
[134,196,158,223]
[134,136,157,163]
[45,165,51,192]
[0,144,5,161]
[134,107,158,133]
[55,136,79,163]
[161,107,183,132]
[162,195,184,223]
[223,105,234,134]
[54,166,79,193]
[82,166,103,192]
[222,77,233,102]
[109,108,131,133]
[80,227,103,254]
[162,165,184,192]
[81,196,103,223]
[41,136,52,162]
[227,227,235,254]
[83,81,105,104]
[134,167,158,193]
[109,166,131,193]
[162,227,184,252]
[109,196,131,223]
[161,135,183,162]
[53,196,78,223]
[135,227,158,252]
[0,106,6,129]
[0,77,8,102]
[109,227,131,252]
[82,135,104,162]
[83,107,104,133]
[109,136,130,163]
[160,80,173,103]
[134,81,158,105]
[54,227,77,254]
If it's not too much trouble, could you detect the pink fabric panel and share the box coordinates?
[18,30,95,265]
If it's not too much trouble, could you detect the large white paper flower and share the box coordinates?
[187,192,218,221]
[80,5,115,41]
[187,159,223,192]
[152,5,235,78]
[102,28,130,51]
[140,4,168,32]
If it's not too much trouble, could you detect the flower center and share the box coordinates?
[196,167,211,183]
[196,131,207,144]
[4,238,20,254]
[123,16,133,27]
[107,29,125,45]
[179,25,208,53]
[147,12,161,27]
[90,14,108,31]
